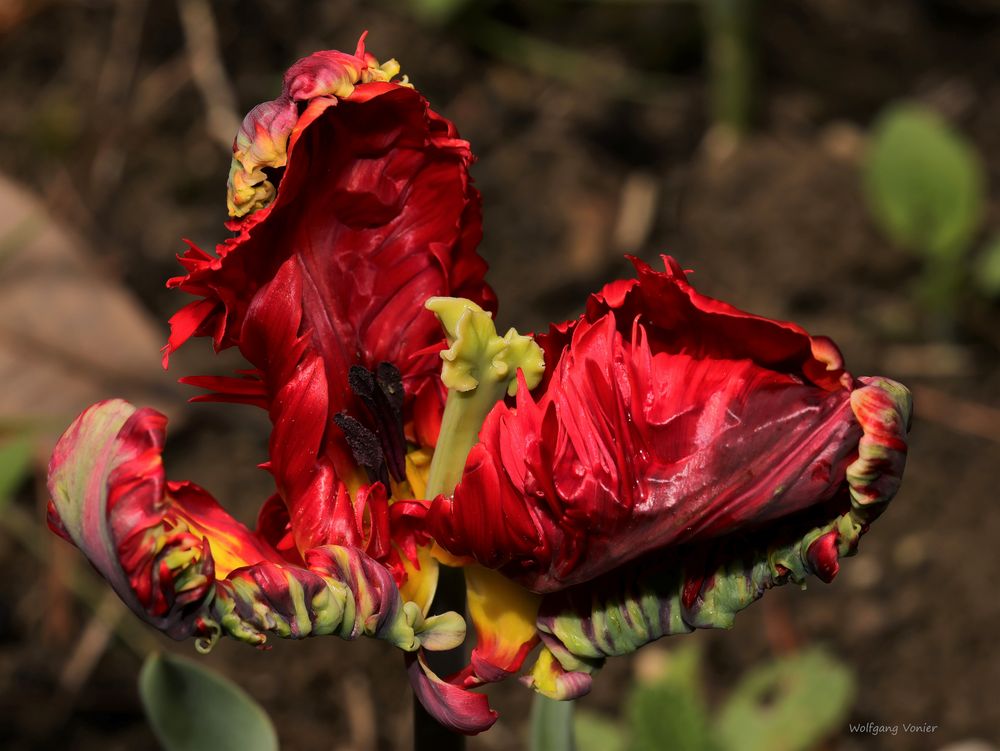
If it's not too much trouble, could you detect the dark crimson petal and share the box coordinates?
[405,652,498,735]
[164,73,493,383]
[526,377,910,690]
[162,43,494,570]
[537,255,849,394]
[428,258,911,594]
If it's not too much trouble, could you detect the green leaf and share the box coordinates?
[0,436,33,506]
[574,710,626,751]
[139,652,278,751]
[864,102,985,260]
[627,646,716,751]
[531,694,577,751]
[715,648,855,751]
[407,0,472,23]
[975,233,1000,296]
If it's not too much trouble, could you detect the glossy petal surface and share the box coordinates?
[427,257,909,594]
[526,375,911,693]
[163,42,494,574]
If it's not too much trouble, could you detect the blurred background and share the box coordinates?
[1,0,999,749]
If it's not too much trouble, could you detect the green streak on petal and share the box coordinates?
[284,569,312,637]
[415,610,467,651]
[48,399,136,578]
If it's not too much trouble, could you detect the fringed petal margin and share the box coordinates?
[522,377,911,698]
[47,400,465,658]
[162,39,495,591]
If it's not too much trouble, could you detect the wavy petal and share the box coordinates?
[539,255,850,393]
[162,41,495,586]
[526,375,911,693]
[47,400,464,656]
[458,565,540,687]
[406,652,498,735]
[428,257,910,594]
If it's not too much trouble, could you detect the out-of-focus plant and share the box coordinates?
[863,102,1000,318]
[702,0,758,135]
[0,433,33,509]
[140,653,277,751]
[575,646,855,751]
[976,233,1000,299]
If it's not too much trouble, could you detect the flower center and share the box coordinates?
[334,362,407,491]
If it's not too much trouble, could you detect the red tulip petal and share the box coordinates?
[47,400,277,637]
[162,41,494,576]
[47,400,466,656]
[529,374,910,684]
[406,652,498,735]
[452,565,540,688]
[537,256,850,393]
[428,258,911,594]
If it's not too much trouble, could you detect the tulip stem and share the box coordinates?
[425,383,504,500]
[414,298,546,749]
[415,383,498,751]
[530,694,576,751]
[413,563,468,751]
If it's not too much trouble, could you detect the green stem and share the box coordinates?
[414,359,504,751]
[414,384,493,751]
[414,298,546,751]
[531,694,577,751]
[425,382,506,499]
[702,0,758,134]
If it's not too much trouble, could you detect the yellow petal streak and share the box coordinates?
[465,565,541,668]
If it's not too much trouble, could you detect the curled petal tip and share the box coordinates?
[227,97,298,218]
[848,377,912,513]
[412,610,466,652]
[806,530,841,583]
[47,401,461,661]
[47,400,215,637]
[227,37,409,218]
[406,652,498,735]
[521,647,593,701]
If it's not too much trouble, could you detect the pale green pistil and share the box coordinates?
[423,297,545,499]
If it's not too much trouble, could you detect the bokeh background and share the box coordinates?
[1,1,999,749]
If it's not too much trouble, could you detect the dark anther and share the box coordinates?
[348,365,377,401]
[341,362,408,487]
[333,412,389,488]
[376,362,405,413]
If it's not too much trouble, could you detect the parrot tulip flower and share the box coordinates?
[46,34,912,739]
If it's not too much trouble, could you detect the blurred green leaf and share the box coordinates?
[0,436,33,507]
[406,0,472,23]
[715,648,855,751]
[531,694,577,751]
[628,646,716,751]
[975,233,1000,296]
[864,103,985,260]
[575,710,626,751]
[139,653,278,751]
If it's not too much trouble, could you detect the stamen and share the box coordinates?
[333,412,389,488]
[345,363,407,484]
